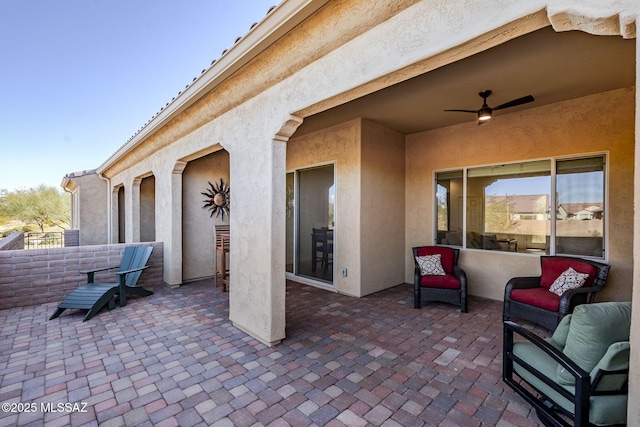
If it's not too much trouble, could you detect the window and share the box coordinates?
[436,170,463,246]
[435,155,605,258]
[467,161,551,252]
[555,157,605,257]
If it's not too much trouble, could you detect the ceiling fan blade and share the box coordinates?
[443,109,477,113]
[493,95,534,110]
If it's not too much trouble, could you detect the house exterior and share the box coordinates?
[558,203,604,220]
[487,195,550,221]
[61,0,639,421]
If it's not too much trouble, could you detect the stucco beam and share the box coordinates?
[275,115,304,142]
[294,0,636,122]
[547,2,637,38]
[179,144,225,164]
[293,5,551,120]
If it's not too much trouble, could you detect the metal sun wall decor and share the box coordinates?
[202,178,230,220]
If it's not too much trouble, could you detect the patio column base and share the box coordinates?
[233,322,283,347]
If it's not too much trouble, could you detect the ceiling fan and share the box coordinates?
[444,90,534,124]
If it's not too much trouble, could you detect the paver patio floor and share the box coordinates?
[0,279,548,426]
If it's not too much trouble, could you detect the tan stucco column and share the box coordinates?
[153,161,186,288]
[122,177,138,243]
[227,134,289,346]
[130,177,142,242]
[110,186,119,243]
[629,33,640,427]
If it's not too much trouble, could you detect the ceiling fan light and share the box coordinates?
[478,107,492,121]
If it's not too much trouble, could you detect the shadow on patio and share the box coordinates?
[0,279,547,426]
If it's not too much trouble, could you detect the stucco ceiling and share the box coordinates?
[294,26,636,137]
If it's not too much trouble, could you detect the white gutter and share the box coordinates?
[97,0,330,175]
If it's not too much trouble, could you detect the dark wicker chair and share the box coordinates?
[413,246,467,312]
[503,255,610,331]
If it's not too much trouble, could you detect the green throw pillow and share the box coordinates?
[557,302,631,386]
[551,314,572,349]
[590,341,630,392]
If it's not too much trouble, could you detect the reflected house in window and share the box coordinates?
[436,155,605,257]
[558,203,604,220]
[486,194,550,222]
[483,194,551,253]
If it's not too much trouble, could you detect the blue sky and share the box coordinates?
[487,173,604,204]
[0,0,277,192]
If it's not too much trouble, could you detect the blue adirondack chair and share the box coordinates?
[49,246,154,321]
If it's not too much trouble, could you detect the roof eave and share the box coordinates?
[97,0,330,175]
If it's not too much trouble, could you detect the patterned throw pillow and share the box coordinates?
[415,254,446,276]
[549,267,589,296]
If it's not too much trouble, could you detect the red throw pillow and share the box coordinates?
[540,258,596,289]
[416,247,455,273]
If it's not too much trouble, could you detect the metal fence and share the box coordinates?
[25,232,64,249]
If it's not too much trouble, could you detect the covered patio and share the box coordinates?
[0,280,548,426]
[50,0,638,422]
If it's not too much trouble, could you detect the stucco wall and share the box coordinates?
[286,118,406,297]
[406,87,635,302]
[360,120,406,295]
[71,173,108,246]
[287,119,361,296]
[182,150,230,282]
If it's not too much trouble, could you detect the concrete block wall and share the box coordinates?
[0,231,25,251]
[0,242,163,311]
[64,229,80,247]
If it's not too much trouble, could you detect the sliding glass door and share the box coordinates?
[286,164,335,284]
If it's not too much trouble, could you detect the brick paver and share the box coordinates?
[0,280,548,426]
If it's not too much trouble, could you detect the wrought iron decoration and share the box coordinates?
[202,178,230,220]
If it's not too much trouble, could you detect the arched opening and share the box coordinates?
[139,175,156,242]
[182,149,230,283]
[117,186,125,244]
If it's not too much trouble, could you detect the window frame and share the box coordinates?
[433,152,608,260]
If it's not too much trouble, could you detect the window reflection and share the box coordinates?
[434,155,607,258]
[467,161,551,253]
[555,157,605,257]
[436,171,463,246]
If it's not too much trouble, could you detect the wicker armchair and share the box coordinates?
[413,246,467,312]
[503,256,610,331]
